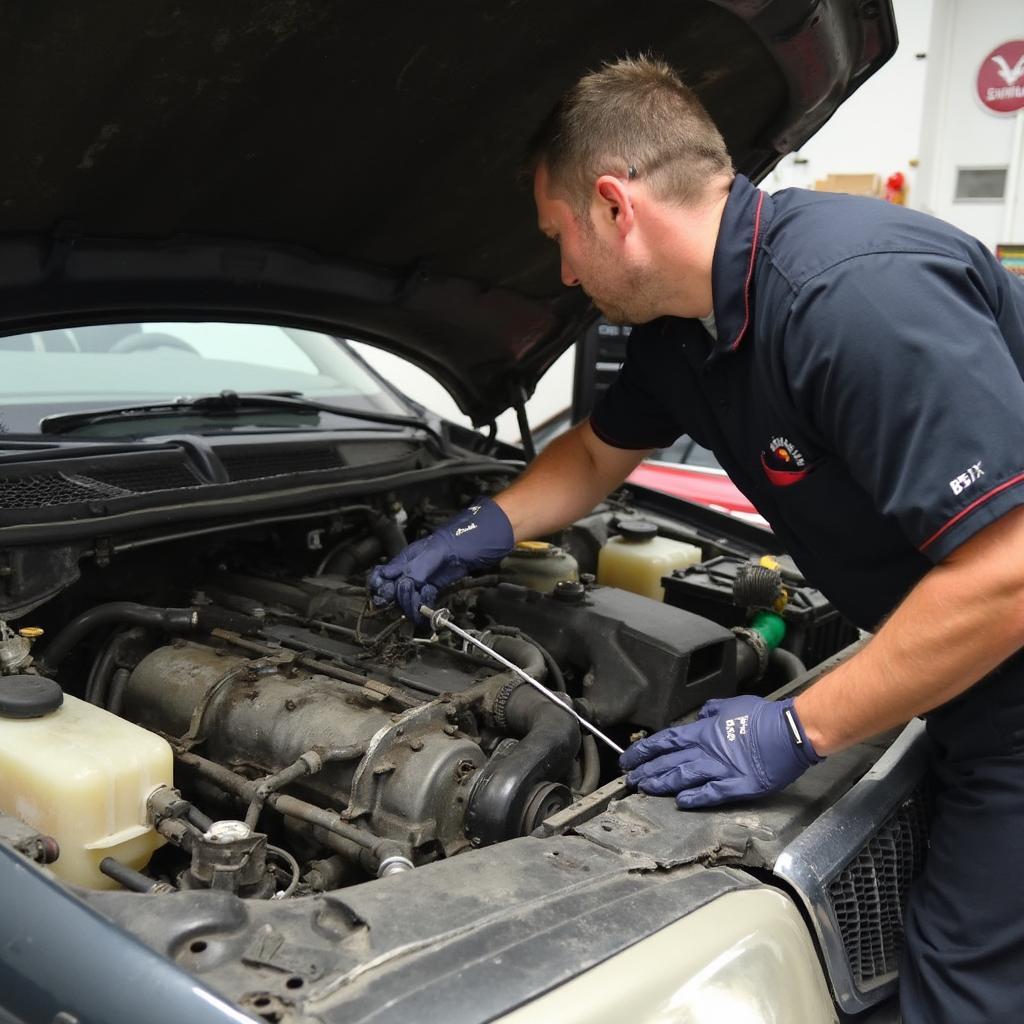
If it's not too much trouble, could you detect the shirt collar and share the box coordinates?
[709,174,770,356]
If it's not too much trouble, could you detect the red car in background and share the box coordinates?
[627,437,769,528]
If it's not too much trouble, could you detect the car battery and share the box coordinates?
[662,554,860,667]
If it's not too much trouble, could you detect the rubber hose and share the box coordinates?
[578,735,601,795]
[106,668,132,716]
[466,684,581,846]
[85,633,120,706]
[38,602,262,675]
[99,857,168,893]
[734,636,762,685]
[318,535,382,576]
[483,626,566,692]
[769,646,807,682]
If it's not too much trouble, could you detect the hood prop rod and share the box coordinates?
[513,386,536,462]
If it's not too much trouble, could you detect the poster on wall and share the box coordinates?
[977,40,1024,114]
[997,245,1024,277]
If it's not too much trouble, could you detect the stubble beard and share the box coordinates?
[580,235,661,326]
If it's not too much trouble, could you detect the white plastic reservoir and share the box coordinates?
[0,677,172,889]
[598,518,702,601]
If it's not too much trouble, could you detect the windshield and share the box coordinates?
[0,322,411,433]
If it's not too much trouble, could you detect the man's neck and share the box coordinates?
[647,181,730,320]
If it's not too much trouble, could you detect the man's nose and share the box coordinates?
[561,257,580,287]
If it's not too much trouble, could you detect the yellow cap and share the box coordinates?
[515,541,551,551]
[759,555,781,571]
[18,627,44,639]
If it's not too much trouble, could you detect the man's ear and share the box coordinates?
[593,174,634,238]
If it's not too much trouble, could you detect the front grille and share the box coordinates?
[221,447,341,480]
[772,720,931,1014]
[828,789,930,987]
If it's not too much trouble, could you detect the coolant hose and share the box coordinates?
[481,626,567,692]
[318,535,382,576]
[37,602,261,675]
[579,735,601,795]
[466,681,581,846]
[769,646,807,682]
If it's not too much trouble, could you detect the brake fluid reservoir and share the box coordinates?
[597,518,702,601]
[499,541,579,593]
[0,675,172,890]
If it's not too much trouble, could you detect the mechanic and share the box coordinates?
[369,57,1024,1022]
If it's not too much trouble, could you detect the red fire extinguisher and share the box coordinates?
[885,171,907,205]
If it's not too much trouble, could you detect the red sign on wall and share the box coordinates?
[977,40,1024,114]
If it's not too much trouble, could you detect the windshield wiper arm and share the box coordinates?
[39,390,445,446]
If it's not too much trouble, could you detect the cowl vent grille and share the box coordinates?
[87,465,200,493]
[221,448,341,481]
[0,472,123,509]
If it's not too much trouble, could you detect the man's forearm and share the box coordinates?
[494,422,650,541]
[796,506,1024,755]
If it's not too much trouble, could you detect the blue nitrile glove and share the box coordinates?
[367,497,514,623]
[619,695,823,809]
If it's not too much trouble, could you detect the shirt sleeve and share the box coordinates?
[588,322,682,450]
[783,251,1024,563]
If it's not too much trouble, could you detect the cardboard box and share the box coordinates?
[813,173,882,197]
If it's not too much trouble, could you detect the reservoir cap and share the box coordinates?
[0,674,64,719]
[616,518,658,542]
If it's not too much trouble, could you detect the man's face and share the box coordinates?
[533,165,657,325]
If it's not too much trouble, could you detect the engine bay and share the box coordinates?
[0,478,857,900]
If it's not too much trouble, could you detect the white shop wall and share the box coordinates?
[764,0,933,198]
[914,0,1024,248]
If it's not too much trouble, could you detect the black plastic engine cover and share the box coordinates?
[477,583,737,730]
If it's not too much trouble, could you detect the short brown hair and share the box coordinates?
[529,55,733,216]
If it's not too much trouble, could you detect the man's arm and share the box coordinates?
[620,504,1024,808]
[494,420,653,540]
[796,505,1024,754]
[368,419,652,621]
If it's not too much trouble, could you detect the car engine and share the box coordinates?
[0,486,855,901]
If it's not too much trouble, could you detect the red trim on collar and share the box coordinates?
[919,471,1024,552]
[728,190,765,352]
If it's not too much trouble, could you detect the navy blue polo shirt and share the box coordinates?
[591,174,1024,630]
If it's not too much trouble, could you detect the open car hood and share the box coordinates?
[0,0,894,425]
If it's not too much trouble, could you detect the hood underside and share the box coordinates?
[0,0,895,424]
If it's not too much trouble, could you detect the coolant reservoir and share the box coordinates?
[597,518,702,601]
[0,675,172,889]
[499,540,579,593]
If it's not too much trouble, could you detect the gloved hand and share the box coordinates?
[367,497,514,623]
[619,695,823,809]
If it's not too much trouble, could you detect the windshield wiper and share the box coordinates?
[39,390,445,446]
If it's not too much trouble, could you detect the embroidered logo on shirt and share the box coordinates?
[764,436,807,469]
[949,462,984,496]
[760,436,813,488]
[454,523,478,537]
